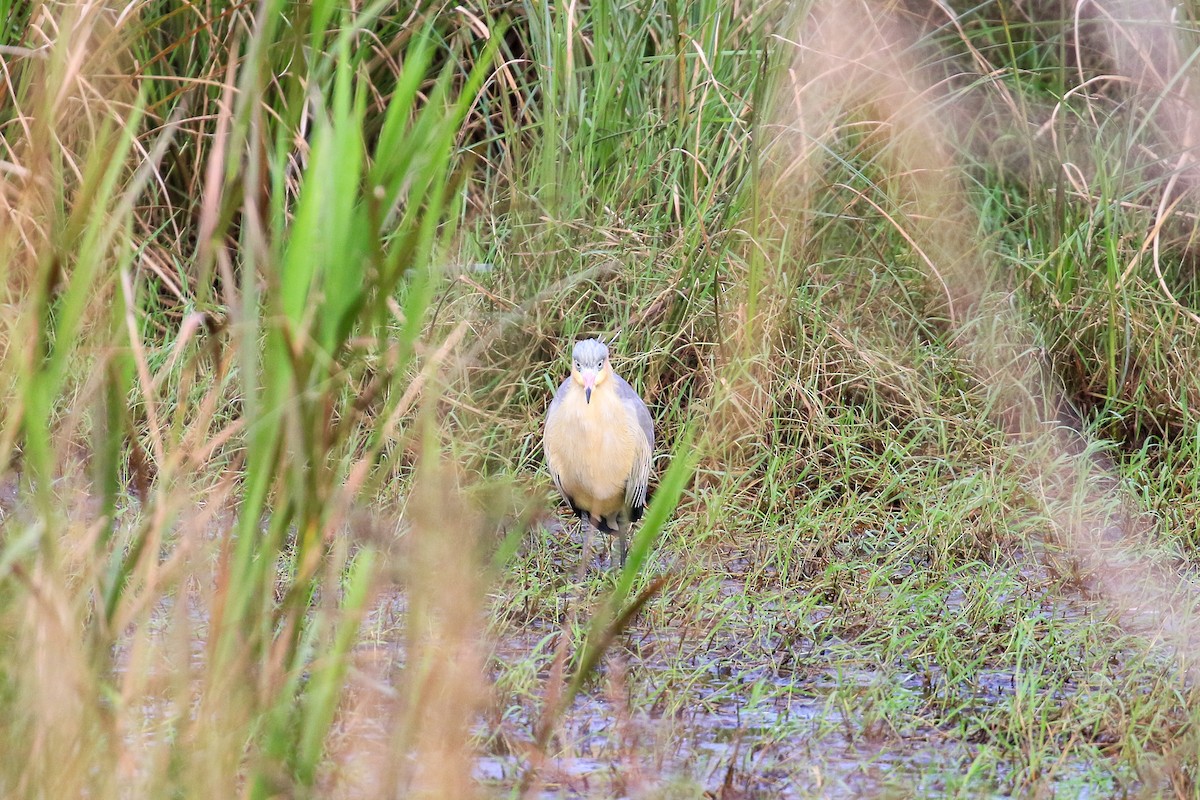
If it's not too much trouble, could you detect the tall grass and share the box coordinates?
[0,2,508,795]
[4,0,1200,795]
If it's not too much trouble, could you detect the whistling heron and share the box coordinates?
[543,338,654,567]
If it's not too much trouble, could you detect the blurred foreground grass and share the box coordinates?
[4,0,1200,797]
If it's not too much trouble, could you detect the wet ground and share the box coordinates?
[454,543,1148,798]
[109,520,1184,798]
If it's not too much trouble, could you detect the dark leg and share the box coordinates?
[577,516,596,575]
[617,521,630,569]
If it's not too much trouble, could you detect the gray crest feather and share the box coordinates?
[572,338,609,368]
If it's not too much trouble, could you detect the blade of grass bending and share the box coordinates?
[613,423,697,599]
[532,574,669,754]
[538,425,698,747]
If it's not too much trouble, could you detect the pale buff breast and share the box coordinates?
[544,380,643,520]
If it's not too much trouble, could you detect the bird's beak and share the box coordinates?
[581,369,597,403]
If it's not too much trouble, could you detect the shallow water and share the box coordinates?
[465,534,1153,798]
[105,531,1162,798]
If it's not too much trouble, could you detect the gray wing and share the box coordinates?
[548,376,573,413]
[614,373,654,511]
[544,377,574,498]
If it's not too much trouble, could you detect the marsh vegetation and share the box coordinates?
[3,0,1200,796]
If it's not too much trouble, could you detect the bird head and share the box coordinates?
[570,338,611,403]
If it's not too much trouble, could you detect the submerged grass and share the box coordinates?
[4,0,1200,797]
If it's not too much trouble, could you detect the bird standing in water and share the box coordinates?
[543,338,654,567]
